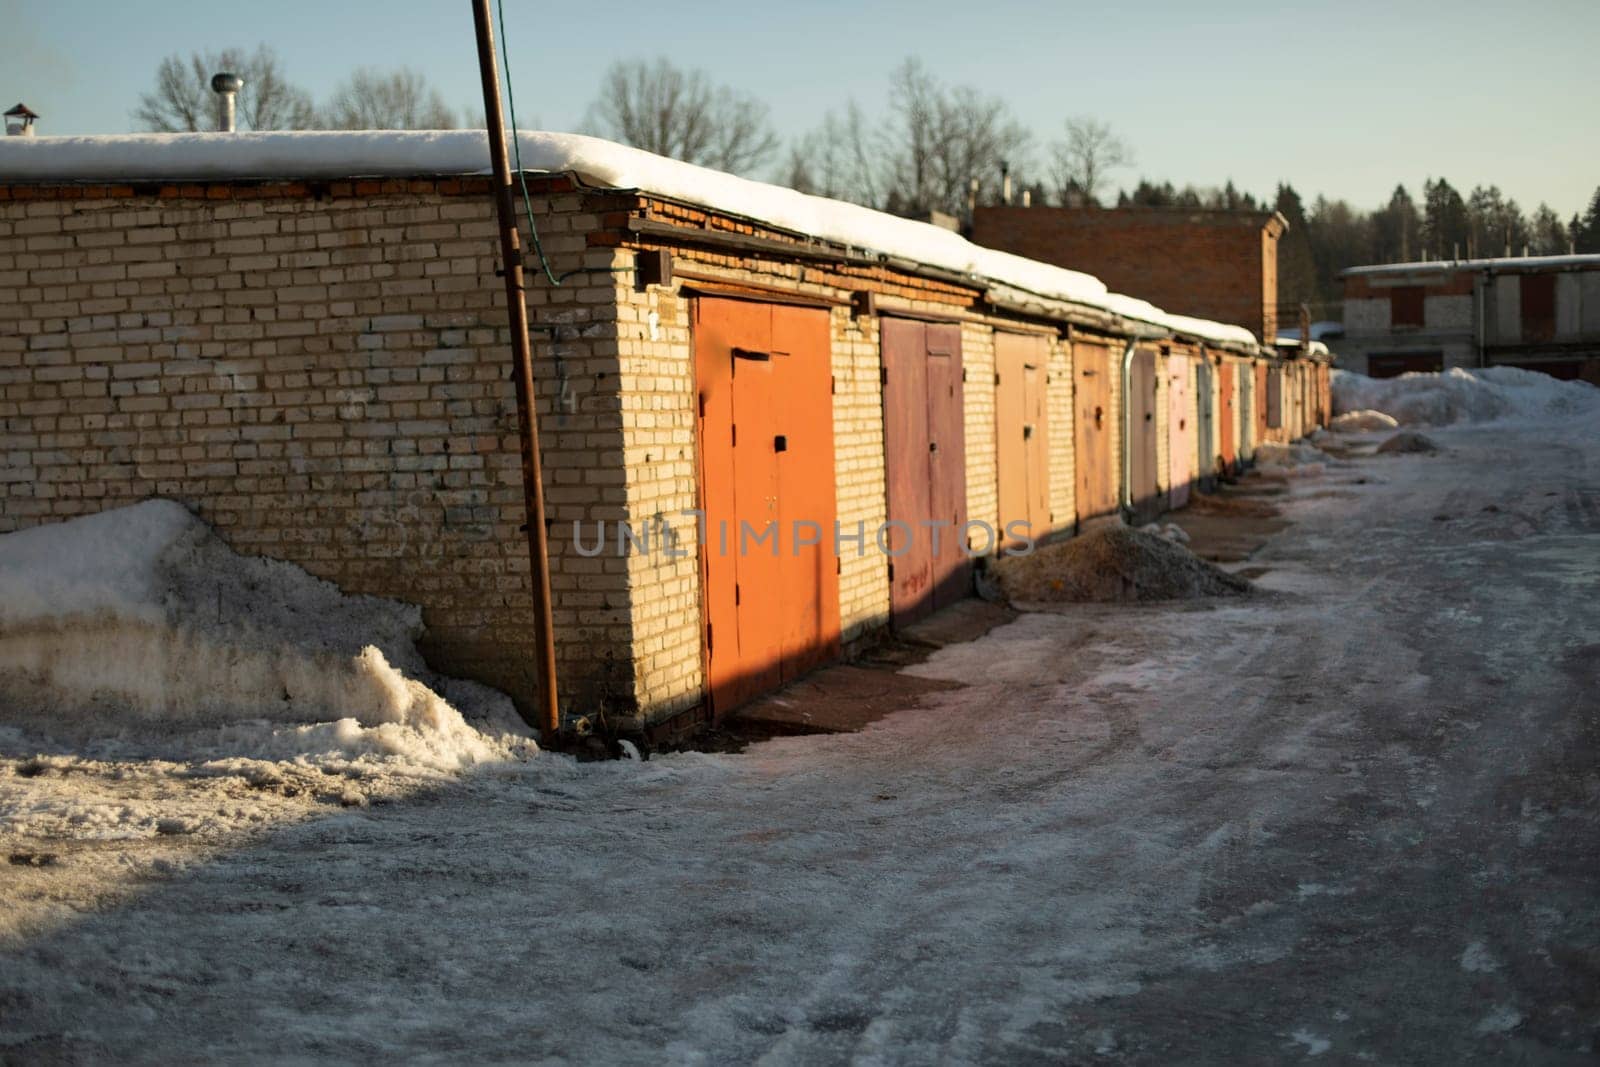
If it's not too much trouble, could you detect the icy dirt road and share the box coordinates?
[3,420,1599,1064]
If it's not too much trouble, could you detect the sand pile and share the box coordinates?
[1330,409,1399,433]
[1376,430,1440,454]
[992,525,1251,604]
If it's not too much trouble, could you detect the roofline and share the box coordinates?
[0,130,1263,351]
[1342,253,1600,278]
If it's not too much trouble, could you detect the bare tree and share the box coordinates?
[880,60,1032,216]
[786,59,1030,217]
[584,57,778,175]
[321,68,457,130]
[135,46,314,132]
[1050,117,1134,206]
[784,103,881,206]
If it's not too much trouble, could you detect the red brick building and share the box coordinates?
[972,207,1287,344]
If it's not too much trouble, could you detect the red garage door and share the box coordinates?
[882,318,969,628]
[694,297,840,718]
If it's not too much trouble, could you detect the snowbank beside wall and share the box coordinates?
[0,501,533,772]
[1332,367,1600,427]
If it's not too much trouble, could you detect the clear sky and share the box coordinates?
[4,0,1597,217]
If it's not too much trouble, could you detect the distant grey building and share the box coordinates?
[1339,255,1600,383]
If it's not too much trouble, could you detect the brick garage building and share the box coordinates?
[972,206,1287,348]
[0,132,1321,739]
[1339,255,1600,382]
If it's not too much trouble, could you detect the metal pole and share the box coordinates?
[470,0,560,737]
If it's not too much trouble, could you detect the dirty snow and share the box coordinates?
[0,500,532,773]
[1252,440,1332,475]
[1332,366,1600,427]
[1329,409,1400,433]
[991,524,1249,603]
[0,131,1259,347]
[3,422,1599,1062]
[1376,430,1441,455]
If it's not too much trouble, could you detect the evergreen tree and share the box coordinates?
[1574,186,1600,254]
[1372,185,1421,263]
[1421,178,1471,260]
[1528,203,1569,255]
[1274,183,1319,311]
[1466,185,1530,257]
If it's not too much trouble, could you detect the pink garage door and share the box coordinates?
[1167,352,1192,510]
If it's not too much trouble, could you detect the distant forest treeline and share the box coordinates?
[1122,179,1600,315]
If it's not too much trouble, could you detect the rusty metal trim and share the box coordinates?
[675,268,849,308]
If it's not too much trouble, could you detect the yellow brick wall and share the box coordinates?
[1047,336,1075,537]
[961,322,998,547]
[831,309,891,647]
[4,181,1200,731]
[0,181,637,723]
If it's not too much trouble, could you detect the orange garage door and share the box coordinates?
[694,297,840,718]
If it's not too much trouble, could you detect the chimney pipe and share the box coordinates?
[1021,189,1031,208]
[211,72,243,133]
[4,103,38,137]
[1000,160,1012,206]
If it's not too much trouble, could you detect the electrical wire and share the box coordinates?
[494,0,564,285]
[494,0,629,286]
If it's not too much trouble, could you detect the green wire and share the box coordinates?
[494,0,630,286]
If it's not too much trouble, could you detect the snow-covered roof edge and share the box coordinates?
[1342,253,1600,278]
[0,130,1260,348]
[1273,337,1332,357]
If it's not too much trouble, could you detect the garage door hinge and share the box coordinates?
[887,562,895,580]
[731,424,736,446]
[879,367,888,385]
[735,583,741,606]
[831,374,837,395]
[993,371,1000,386]
[706,623,713,653]
[835,557,841,575]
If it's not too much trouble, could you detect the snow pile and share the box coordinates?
[1252,441,1330,476]
[1375,430,1440,455]
[1329,409,1399,433]
[0,501,533,772]
[1332,367,1600,427]
[0,131,1259,348]
[992,525,1250,604]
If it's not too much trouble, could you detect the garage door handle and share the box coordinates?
[929,442,938,453]
[774,435,788,452]
[1023,424,1034,440]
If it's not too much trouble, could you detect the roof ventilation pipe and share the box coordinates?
[4,103,38,137]
[211,72,243,133]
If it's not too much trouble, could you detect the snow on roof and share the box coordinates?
[1273,337,1331,357]
[1342,254,1600,278]
[0,129,1259,348]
